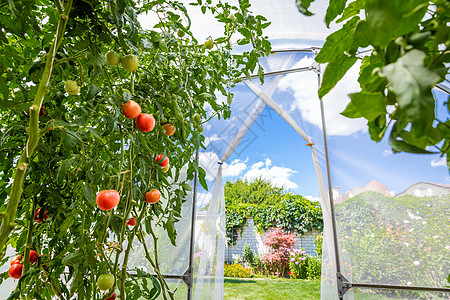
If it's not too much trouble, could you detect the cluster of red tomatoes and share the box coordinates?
[8,250,39,279]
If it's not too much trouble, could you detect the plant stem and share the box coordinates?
[0,2,72,253]
[23,197,36,273]
[119,201,148,299]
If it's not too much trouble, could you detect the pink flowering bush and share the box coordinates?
[261,227,296,276]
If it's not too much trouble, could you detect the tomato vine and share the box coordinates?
[0,0,271,298]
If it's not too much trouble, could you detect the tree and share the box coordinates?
[225,178,323,244]
[0,0,271,298]
[297,0,450,168]
[224,178,285,206]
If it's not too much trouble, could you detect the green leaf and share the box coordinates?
[365,0,428,46]
[62,252,83,265]
[295,0,314,16]
[336,0,365,23]
[83,183,94,203]
[358,54,385,91]
[325,0,348,27]
[315,16,359,64]
[389,123,436,154]
[341,101,363,119]
[318,55,357,99]
[58,216,75,239]
[381,50,440,135]
[165,211,177,246]
[56,158,75,185]
[198,167,208,190]
[348,92,386,121]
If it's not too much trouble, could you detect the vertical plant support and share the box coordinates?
[0,0,73,253]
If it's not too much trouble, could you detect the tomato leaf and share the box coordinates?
[318,54,357,99]
[325,0,347,27]
[348,92,386,122]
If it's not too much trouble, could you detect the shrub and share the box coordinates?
[224,263,252,278]
[288,248,308,279]
[251,254,264,275]
[243,244,255,265]
[306,255,322,279]
[314,232,323,257]
[262,227,296,277]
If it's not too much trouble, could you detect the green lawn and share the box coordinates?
[224,277,321,300]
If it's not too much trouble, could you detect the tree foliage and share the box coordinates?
[0,0,271,298]
[297,0,450,168]
[224,178,285,206]
[225,179,323,245]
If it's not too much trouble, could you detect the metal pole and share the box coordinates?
[349,282,450,293]
[315,61,342,276]
[187,150,199,300]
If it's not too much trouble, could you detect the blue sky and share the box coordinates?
[198,52,450,203]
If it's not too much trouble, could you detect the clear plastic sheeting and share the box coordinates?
[199,49,356,300]
[192,166,225,300]
[327,87,450,298]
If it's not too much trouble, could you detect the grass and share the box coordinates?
[223,277,321,300]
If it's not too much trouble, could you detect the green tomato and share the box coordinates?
[64,80,80,95]
[193,113,201,123]
[197,126,204,134]
[97,274,115,291]
[121,54,139,72]
[105,50,121,66]
[204,39,214,50]
[177,29,185,38]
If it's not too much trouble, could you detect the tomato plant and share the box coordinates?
[127,217,136,226]
[33,208,49,223]
[136,113,156,132]
[162,123,176,136]
[64,80,80,95]
[105,50,121,66]
[145,189,161,204]
[122,100,142,119]
[121,54,139,72]
[155,154,169,167]
[96,190,120,211]
[29,250,39,265]
[204,39,215,50]
[0,0,271,298]
[97,274,115,290]
[10,255,21,266]
[8,264,23,279]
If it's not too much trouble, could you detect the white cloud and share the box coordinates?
[198,152,247,181]
[204,134,223,147]
[305,195,321,202]
[278,59,367,136]
[382,149,393,156]
[431,157,447,167]
[243,159,298,189]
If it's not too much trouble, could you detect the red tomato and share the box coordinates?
[145,189,160,204]
[127,217,136,226]
[8,264,23,279]
[155,154,169,167]
[122,100,141,119]
[96,190,120,211]
[10,255,21,266]
[34,208,49,223]
[162,123,176,136]
[136,113,155,132]
[106,292,116,300]
[29,250,39,264]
